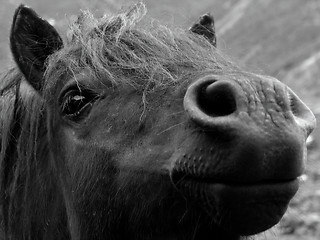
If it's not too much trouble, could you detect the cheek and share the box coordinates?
[57,90,186,186]
[60,128,117,188]
[116,107,187,173]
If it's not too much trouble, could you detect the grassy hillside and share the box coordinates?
[1,0,320,239]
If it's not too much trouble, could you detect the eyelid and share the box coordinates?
[59,88,101,123]
[60,81,85,98]
[60,73,92,95]
[59,86,100,105]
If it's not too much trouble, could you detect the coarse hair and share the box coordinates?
[44,2,238,94]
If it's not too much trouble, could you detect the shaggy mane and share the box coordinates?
[45,3,238,94]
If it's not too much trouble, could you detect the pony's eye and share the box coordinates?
[60,88,99,121]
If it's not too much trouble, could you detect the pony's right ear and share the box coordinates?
[10,5,63,91]
[190,13,217,47]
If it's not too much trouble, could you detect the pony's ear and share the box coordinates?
[190,13,217,47]
[10,5,63,91]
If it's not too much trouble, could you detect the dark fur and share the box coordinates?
[0,4,232,240]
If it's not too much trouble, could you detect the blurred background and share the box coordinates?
[1,0,320,239]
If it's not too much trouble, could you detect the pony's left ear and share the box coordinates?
[10,5,63,91]
[190,13,217,47]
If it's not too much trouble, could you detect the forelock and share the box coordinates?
[45,2,238,91]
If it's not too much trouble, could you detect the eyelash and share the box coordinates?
[60,87,100,121]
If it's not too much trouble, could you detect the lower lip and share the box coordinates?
[175,178,300,235]
[205,178,300,204]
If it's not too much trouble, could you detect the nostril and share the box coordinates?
[199,81,237,117]
[184,76,246,129]
[288,91,306,117]
[288,88,316,137]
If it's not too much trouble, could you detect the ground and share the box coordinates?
[1,0,320,239]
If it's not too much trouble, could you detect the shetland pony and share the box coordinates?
[0,3,316,240]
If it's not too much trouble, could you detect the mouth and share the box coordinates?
[171,172,300,235]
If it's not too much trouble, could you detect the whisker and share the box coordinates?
[150,110,185,129]
[191,215,201,240]
[165,110,185,117]
[156,121,186,135]
[174,173,189,186]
